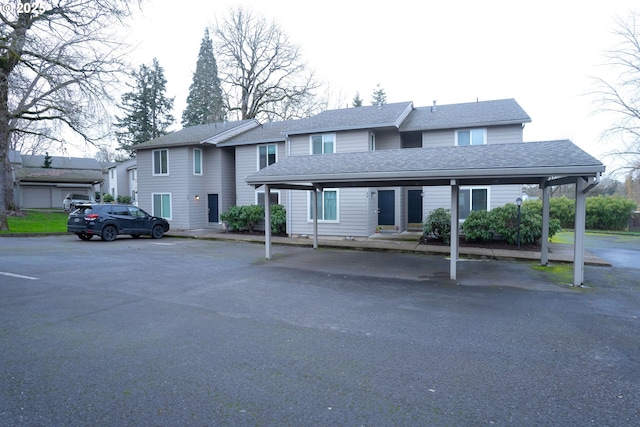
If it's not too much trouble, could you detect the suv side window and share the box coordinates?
[112,206,130,216]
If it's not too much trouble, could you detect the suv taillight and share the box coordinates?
[84,213,99,220]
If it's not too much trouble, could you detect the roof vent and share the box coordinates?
[431,100,437,112]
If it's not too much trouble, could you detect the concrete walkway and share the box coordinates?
[165,229,610,266]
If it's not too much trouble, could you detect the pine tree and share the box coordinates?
[42,152,52,168]
[352,92,363,107]
[115,58,175,156]
[371,83,387,106]
[182,28,225,127]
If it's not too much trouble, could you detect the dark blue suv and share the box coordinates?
[67,204,170,241]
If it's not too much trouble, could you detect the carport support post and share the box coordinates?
[265,184,272,260]
[573,178,586,286]
[540,185,550,266]
[450,180,459,280]
[312,187,319,249]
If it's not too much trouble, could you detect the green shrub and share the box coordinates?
[270,204,286,235]
[491,203,561,245]
[117,195,132,204]
[586,196,637,231]
[241,204,265,233]
[461,210,494,242]
[423,208,452,244]
[102,193,114,203]
[220,205,265,233]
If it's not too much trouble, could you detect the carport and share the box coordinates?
[246,140,605,287]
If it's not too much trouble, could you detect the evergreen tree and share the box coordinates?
[115,58,175,156]
[352,92,363,107]
[182,28,225,127]
[42,152,52,168]
[371,83,387,106]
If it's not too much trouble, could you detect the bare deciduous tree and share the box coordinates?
[591,10,640,178]
[211,6,321,121]
[0,0,136,229]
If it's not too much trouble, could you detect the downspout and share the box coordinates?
[286,134,292,237]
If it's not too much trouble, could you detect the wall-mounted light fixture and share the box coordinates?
[195,195,200,201]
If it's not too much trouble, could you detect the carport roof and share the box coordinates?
[246,140,605,189]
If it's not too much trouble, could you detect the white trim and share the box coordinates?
[193,148,203,175]
[257,143,278,170]
[455,128,487,146]
[256,189,280,206]
[459,186,490,220]
[307,188,339,223]
[152,149,169,176]
[151,192,172,220]
[309,133,336,154]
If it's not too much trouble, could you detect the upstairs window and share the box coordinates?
[153,149,169,175]
[193,148,202,175]
[311,134,335,154]
[258,144,277,169]
[456,129,486,146]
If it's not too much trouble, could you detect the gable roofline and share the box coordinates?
[202,119,260,145]
[400,98,531,132]
[283,102,414,136]
[134,119,258,150]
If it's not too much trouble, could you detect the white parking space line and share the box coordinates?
[153,242,175,246]
[0,272,39,280]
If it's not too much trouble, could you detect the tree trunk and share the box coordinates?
[0,72,10,229]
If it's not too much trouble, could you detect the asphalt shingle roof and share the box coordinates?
[134,120,257,149]
[246,140,604,188]
[400,98,531,131]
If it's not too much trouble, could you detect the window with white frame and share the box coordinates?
[193,148,202,175]
[256,191,279,206]
[153,149,169,175]
[311,134,335,154]
[152,193,172,219]
[459,187,489,220]
[369,132,376,151]
[258,144,277,169]
[308,189,338,221]
[456,128,486,146]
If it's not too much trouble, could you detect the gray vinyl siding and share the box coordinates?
[289,130,369,156]
[423,124,524,148]
[137,147,190,229]
[374,130,401,150]
[220,147,236,216]
[423,184,522,217]
[289,188,370,237]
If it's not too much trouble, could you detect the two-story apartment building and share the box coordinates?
[134,98,531,235]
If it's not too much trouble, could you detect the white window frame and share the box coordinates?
[310,133,336,154]
[257,144,278,170]
[152,192,172,220]
[459,186,490,220]
[193,148,203,175]
[455,128,487,146]
[152,149,169,176]
[307,189,339,223]
[256,190,280,207]
[369,132,376,151]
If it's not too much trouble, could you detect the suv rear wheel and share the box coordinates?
[101,225,118,242]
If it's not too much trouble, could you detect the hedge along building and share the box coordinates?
[246,139,606,287]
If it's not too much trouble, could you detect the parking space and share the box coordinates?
[0,235,638,426]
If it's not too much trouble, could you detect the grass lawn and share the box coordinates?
[1,210,69,234]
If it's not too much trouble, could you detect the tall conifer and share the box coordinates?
[182,28,225,127]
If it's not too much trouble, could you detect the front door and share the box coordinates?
[407,189,423,225]
[378,190,395,226]
[208,194,219,223]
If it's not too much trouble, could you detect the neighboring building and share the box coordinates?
[11,152,103,209]
[104,159,137,203]
[134,99,532,235]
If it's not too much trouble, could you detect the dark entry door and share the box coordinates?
[208,194,219,223]
[408,190,423,224]
[378,190,395,226]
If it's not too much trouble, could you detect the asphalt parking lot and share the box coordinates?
[1,235,639,426]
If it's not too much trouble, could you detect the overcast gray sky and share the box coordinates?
[121,0,638,175]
